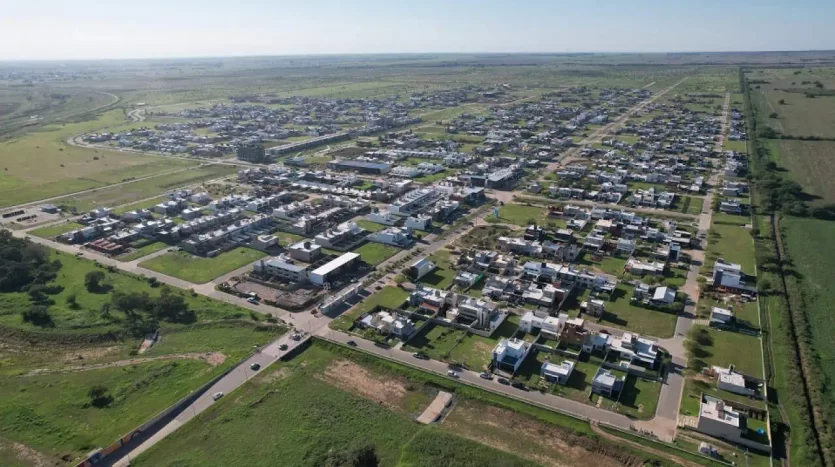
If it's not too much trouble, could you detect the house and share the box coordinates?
[288,241,323,263]
[541,360,575,384]
[454,271,479,288]
[625,258,665,276]
[582,298,606,317]
[610,332,660,368]
[519,310,565,338]
[361,310,416,339]
[367,210,399,226]
[711,259,756,295]
[720,199,743,215]
[447,296,499,329]
[651,286,677,305]
[308,253,361,286]
[592,367,624,397]
[368,227,412,247]
[616,238,636,255]
[696,396,744,441]
[405,215,432,231]
[409,285,449,314]
[713,366,761,398]
[492,338,532,373]
[253,255,309,283]
[409,258,436,281]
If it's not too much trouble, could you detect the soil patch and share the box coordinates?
[317,359,407,411]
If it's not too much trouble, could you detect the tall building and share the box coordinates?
[237,142,269,163]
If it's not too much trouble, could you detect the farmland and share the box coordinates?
[765,140,835,204]
[139,247,267,284]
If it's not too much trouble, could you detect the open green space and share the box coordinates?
[353,242,399,266]
[724,140,747,153]
[447,315,520,369]
[356,219,385,232]
[599,285,678,338]
[692,325,764,379]
[765,139,835,205]
[0,359,215,461]
[491,203,554,227]
[418,250,457,289]
[140,247,266,284]
[112,196,169,215]
[29,221,84,239]
[403,323,467,362]
[601,374,661,420]
[52,165,236,213]
[414,170,451,184]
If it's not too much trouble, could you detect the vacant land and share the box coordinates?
[493,204,555,227]
[132,345,535,467]
[403,323,467,362]
[353,242,399,266]
[704,223,755,275]
[117,241,170,262]
[29,221,84,239]
[693,326,764,379]
[52,165,236,213]
[0,359,215,461]
[140,247,266,284]
[355,219,384,232]
[599,285,678,338]
[329,286,409,331]
[0,109,200,208]
[419,250,457,289]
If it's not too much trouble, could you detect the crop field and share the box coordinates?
[765,140,835,204]
[52,165,236,213]
[139,247,266,284]
[132,345,535,467]
[753,87,835,139]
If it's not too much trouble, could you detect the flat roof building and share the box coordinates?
[309,252,360,286]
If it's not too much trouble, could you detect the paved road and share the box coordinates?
[317,327,635,430]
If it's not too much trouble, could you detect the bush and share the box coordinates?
[22,305,52,327]
[88,384,113,408]
[84,270,106,292]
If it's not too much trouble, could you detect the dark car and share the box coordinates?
[279,343,288,351]
[479,372,493,380]
[511,381,528,391]
[412,352,429,360]
[347,340,358,347]
[250,363,261,371]
[497,378,510,386]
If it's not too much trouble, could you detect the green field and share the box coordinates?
[29,221,84,239]
[117,242,170,262]
[599,285,678,338]
[0,109,200,208]
[52,165,236,213]
[353,242,399,266]
[133,345,534,467]
[139,247,266,284]
[403,323,468,362]
[0,359,216,460]
[492,203,554,226]
[356,219,385,232]
[765,140,835,204]
[418,250,457,289]
[705,223,756,275]
[693,326,764,379]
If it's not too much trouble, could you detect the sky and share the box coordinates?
[1,0,833,60]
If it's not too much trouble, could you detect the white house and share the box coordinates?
[492,338,531,373]
[409,258,436,281]
[368,227,412,247]
[651,286,677,305]
[541,360,575,385]
[710,306,734,325]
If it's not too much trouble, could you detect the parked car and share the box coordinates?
[412,352,428,360]
[291,334,301,341]
[511,381,528,391]
[479,372,493,380]
[347,340,357,347]
[212,392,224,401]
[446,370,459,378]
[247,297,258,304]
[250,363,261,371]
[279,344,288,351]
[497,378,510,385]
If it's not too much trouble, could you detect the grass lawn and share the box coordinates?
[29,221,84,239]
[117,241,169,262]
[447,316,520,370]
[418,250,457,289]
[0,360,216,460]
[139,247,266,284]
[705,223,755,275]
[111,196,168,215]
[132,344,534,467]
[492,204,554,227]
[711,212,750,226]
[683,196,705,215]
[607,374,662,419]
[403,323,467,361]
[599,285,678,338]
[353,242,399,266]
[680,377,766,418]
[329,286,409,331]
[579,253,626,276]
[695,326,764,379]
[272,230,305,247]
[356,219,385,232]
[414,170,450,184]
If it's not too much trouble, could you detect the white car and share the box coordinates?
[212,391,224,401]
[446,370,458,378]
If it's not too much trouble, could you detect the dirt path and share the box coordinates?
[590,421,705,467]
[22,352,226,376]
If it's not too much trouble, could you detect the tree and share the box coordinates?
[88,385,113,408]
[84,270,106,292]
[778,99,786,105]
[22,305,52,327]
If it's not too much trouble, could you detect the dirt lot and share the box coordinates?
[442,400,646,467]
[317,359,408,411]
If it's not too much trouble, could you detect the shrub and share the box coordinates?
[84,270,106,292]
[22,305,52,327]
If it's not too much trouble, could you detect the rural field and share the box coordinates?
[764,140,835,205]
